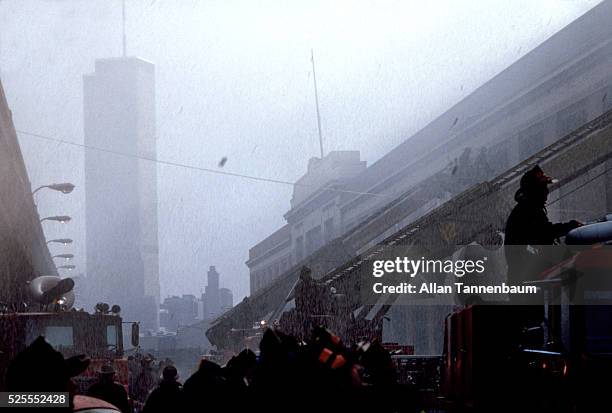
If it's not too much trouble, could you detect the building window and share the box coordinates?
[556,103,586,139]
[518,121,545,161]
[486,140,510,175]
[256,276,261,292]
[265,270,272,285]
[324,218,335,243]
[43,326,74,350]
[306,226,322,255]
[295,222,303,233]
[295,236,304,262]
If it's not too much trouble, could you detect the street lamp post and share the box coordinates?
[53,254,74,260]
[40,216,71,224]
[47,238,73,245]
[32,183,75,195]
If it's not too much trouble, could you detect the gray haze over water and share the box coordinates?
[0,0,601,302]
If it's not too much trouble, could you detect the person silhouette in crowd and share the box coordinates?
[142,365,183,413]
[6,336,90,412]
[86,364,130,413]
[132,355,157,407]
[182,358,228,410]
[250,328,304,411]
[355,339,418,413]
[223,349,256,397]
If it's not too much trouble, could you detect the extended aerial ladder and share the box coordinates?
[207,108,612,350]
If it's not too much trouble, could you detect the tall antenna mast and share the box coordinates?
[121,0,127,57]
[311,49,325,158]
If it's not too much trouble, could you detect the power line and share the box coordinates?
[548,164,612,206]
[16,129,611,205]
[311,49,324,159]
[16,129,390,199]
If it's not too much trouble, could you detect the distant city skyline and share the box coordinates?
[160,265,233,333]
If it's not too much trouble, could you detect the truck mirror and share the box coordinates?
[131,323,140,347]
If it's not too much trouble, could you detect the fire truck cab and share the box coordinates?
[0,311,129,392]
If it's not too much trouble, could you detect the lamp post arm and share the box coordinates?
[32,185,48,195]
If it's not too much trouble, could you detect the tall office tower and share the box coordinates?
[204,266,220,319]
[84,57,159,332]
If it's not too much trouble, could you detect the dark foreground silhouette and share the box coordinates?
[4,328,419,413]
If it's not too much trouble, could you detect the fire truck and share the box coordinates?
[442,217,612,411]
[0,276,139,393]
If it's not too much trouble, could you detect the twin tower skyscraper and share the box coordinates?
[83,56,159,331]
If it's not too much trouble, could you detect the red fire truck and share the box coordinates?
[0,276,139,394]
[0,309,139,393]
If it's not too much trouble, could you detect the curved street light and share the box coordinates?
[40,215,71,224]
[47,238,73,245]
[32,183,75,195]
[53,254,74,260]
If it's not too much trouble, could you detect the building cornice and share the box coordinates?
[245,238,292,268]
[284,181,341,224]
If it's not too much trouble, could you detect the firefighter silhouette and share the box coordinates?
[504,165,581,287]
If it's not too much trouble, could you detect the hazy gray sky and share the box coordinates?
[0,0,602,302]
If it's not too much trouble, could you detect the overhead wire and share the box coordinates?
[548,164,612,206]
[19,129,611,206]
[16,129,391,199]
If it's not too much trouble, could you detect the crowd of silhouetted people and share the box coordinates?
[3,327,419,413]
